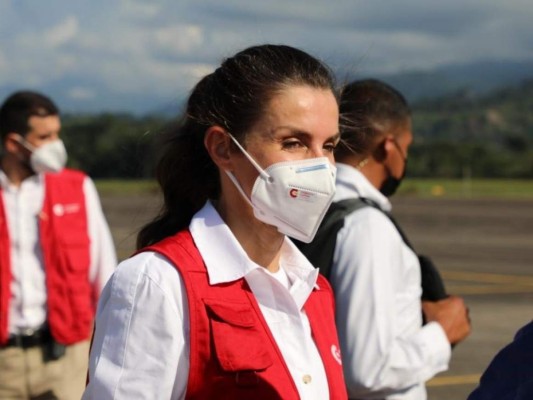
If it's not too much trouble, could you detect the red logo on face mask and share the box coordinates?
[289,188,299,198]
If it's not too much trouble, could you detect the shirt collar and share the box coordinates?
[0,170,9,189]
[280,239,320,309]
[189,200,319,293]
[0,169,42,191]
[334,162,392,212]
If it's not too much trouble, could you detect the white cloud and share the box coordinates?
[143,61,215,93]
[1,0,532,112]
[43,16,79,48]
[153,25,205,55]
[95,56,215,96]
[119,0,161,19]
[67,87,96,100]
[0,49,6,72]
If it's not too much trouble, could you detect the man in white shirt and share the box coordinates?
[297,79,471,399]
[0,91,117,399]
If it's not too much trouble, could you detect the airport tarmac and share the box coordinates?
[393,197,533,399]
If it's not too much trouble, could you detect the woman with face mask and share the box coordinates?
[297,79,471,400]
[83,44,347,400]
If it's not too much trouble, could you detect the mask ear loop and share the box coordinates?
[225,170,255,209]
[227,133,272,182]
[13,134,36,152]
[391,138,407,161]
[224,133,271,213]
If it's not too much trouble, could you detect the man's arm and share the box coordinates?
[330,208,451,398]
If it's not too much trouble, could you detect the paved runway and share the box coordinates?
[393,197,533,399]
[102,194,533,400]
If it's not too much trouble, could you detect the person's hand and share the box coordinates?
[422,295,471,345]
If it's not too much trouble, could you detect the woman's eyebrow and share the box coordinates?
[270,126,340,141]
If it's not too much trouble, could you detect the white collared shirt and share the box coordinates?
[0,170,117,334]
[84,201,330,400]
[331,163,451,400]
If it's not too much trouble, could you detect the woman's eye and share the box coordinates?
[282,140,304,149]
[323,142,336,152]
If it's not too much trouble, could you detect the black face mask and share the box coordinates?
[380,139,408,197]
[380,159,407,197]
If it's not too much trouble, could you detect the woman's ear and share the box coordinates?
[204,126,234,171]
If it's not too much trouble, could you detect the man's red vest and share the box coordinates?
[0,169,93,345]
[145,230,348,400]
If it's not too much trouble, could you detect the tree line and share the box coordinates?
[62,79,533,180]
[410,79,533,178]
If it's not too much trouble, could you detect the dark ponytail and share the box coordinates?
[137,44,336,249]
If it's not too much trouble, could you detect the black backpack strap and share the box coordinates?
[295,196,448,301]
[417,255,448,301]
[357,198,448,301]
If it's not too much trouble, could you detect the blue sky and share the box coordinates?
[0,0,532,113]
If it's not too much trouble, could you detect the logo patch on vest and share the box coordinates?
[331,344,342,365]
[53,203,81,216]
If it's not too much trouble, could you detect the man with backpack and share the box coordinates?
[296,79,471,399]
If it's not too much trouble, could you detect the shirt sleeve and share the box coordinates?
[82,252,190,400]
[83,177,118,304]
[330,208,451,398]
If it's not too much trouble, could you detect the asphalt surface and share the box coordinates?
[393,197,533,400]
[101,194,533,400]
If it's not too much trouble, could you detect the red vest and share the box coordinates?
[145,230,347,400]
[0,169,93,345]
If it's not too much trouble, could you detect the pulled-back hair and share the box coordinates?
[336,79,410,161]
[137,44,336,248]
[0,91,59,142]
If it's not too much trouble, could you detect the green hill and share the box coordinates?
[408,80,533,178]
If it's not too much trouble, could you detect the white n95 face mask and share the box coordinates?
[225,134,336,243]
[16,136,68,173]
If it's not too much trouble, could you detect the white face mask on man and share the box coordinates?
[15,135,68,174]
[225,133,336,243]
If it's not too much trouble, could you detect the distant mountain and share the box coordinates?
[355,59,533,104]
[1,58,532,115]
[411,78,533,143]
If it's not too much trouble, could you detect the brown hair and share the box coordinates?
[0,91,59,142]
